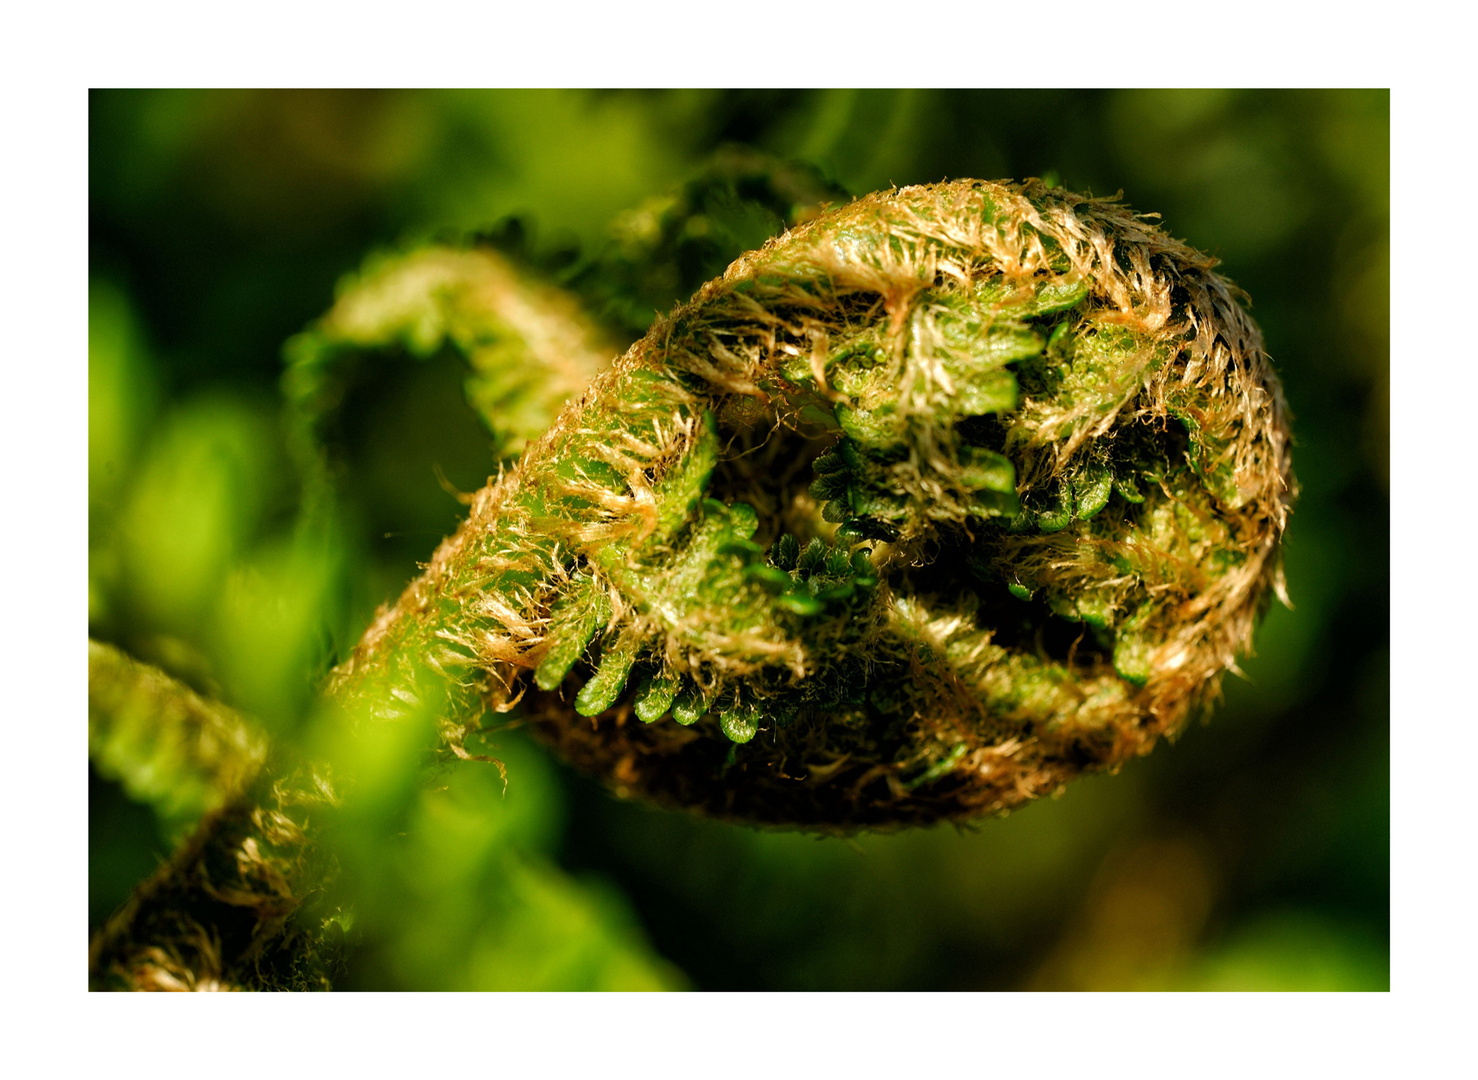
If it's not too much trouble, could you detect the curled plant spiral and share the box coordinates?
[331,178,1293,828]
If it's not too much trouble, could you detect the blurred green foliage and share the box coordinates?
[89,89,1388,990]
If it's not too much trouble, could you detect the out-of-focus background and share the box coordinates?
[89,89,1388,990]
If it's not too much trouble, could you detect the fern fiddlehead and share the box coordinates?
[330,178,1293,828]
[91,176,1293,990]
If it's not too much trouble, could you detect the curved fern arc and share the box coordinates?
[328,178,1293,828]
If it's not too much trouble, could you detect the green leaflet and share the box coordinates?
[1073,460,1114,520]
[718,697,761,744]
[1113,630,1154,687]
[818,429,1019,535]
[650,409,722,541]
[575,632,642,717]
[1167,402,1245,509]
[554,468,889,740]
[1029,278,1090,316]
[834,400,906,453]
[933,316,1039,417]
[1007,580,1036,601]
[535,576,612,691]
[633,670,680,723]
[1028,481,1075,533]
[671,686,711,726]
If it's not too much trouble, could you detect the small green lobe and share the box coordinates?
[796,538,826,577]
[1033,483,1074,533]
[633,670,679,723]
[744,564,792,594]
[671,687,709,726]
[1114,474,1145,504]
[651,410,720,540]
[957,445,1016,494]
[1074,465,1113,520]
[834,402,904,451]
[1113,633,1152,687]
[1031,278,1089,316]
[574,634,640,716]
[776,592,823,617]
[771,533,799,571]
[718,701,759,743]
[953,369,1019,415]
[535,578,610,691]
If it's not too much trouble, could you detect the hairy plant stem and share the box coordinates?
[89,644,338,990]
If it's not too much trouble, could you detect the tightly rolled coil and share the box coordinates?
[334,178,1294,828]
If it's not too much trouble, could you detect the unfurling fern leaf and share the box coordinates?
[328,179,1294,828]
